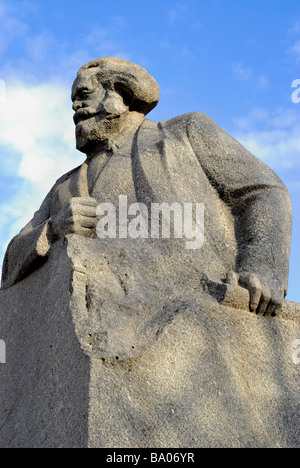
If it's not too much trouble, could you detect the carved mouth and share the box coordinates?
[74,109,119,125]
[73,109,100,125]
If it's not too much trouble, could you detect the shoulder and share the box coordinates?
[54,164,82,185]
[158,112,217,136]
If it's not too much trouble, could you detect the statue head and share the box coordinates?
[71,57,160,154]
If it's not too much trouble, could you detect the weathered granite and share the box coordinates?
[2,58,292,318]
[0,58,298,448]
[0,236,299,448]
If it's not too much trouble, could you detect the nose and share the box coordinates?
[72,100,82,112]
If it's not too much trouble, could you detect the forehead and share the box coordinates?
[72,66,137,101]
[71,68,101,100]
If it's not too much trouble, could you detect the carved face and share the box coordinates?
[72,68,130,153]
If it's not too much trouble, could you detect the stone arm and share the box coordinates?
[1,167,99,290]
[186,113,292,309]
[1,187,55,289]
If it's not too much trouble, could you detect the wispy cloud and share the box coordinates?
[286,17,300,63]
[83,21,132,61]
[291,40,300,61]
[233,107,300,170]
[288,18,300,35]
[257,75,269,89]
[0,2,133,84]
[231,63,269,89]
[25,30,56,62]
[166,5,188,26]
[231,62,253,81]
[0,0,28,54]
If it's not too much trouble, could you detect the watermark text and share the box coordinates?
[292,79,300,104]
[292,339,300,365]
[0,340,6,364]
[96,196,205,250]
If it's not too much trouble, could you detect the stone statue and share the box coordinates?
[0,58,299,449]
[1,57,292,317]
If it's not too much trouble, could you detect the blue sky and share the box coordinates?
[0,0,299,301]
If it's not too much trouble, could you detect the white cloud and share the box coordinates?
[0,81,83,256]
[0,82,82,187]
[233,107,300,170]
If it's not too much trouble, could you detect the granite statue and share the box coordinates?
[1,57,292,317]
[0,57,299,449]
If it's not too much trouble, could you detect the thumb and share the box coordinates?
[226,271,239,287]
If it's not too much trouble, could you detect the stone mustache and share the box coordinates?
[1,57,292,317]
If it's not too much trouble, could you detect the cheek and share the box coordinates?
[104,93,128,113]
[88,89,106,107]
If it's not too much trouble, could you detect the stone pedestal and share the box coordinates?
[0,236,299,448]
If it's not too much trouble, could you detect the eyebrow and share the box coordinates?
[72,86,92,102]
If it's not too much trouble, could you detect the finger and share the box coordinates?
[266,300,282,317]
[249,289,262,313]
[79,197,98,207]
[76,226,97,238]
[69,203,98,217]
[256,296,271,316]
[80,216,98,228]
[71,197,98,207]
[77,205,98,217]
[239,274,262,313]
[226,271,239,287]
[274,302,283,316]
[265,300,278,317]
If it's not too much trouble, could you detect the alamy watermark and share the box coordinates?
[96,196,205,250]
[0,340,6,364]
[292,79,300,104]
[292,338,300,365]
[0,79,6,104]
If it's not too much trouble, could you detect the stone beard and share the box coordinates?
[75,113,129,154]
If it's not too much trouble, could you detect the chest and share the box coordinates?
[50,124,221,216]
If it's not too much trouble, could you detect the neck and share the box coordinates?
[85,112,145,160]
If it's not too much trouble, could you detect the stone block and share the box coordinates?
[0,236,299,448]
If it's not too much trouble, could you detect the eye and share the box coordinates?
[78,89,92,100]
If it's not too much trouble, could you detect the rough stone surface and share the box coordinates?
[0,58,298,448]
[2,58,292,319]
[0,241,89,448]
[0,237,299,448]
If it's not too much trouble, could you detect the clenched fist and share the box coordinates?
[49,197,99,241]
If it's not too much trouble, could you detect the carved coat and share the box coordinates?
[2,113,292,292]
